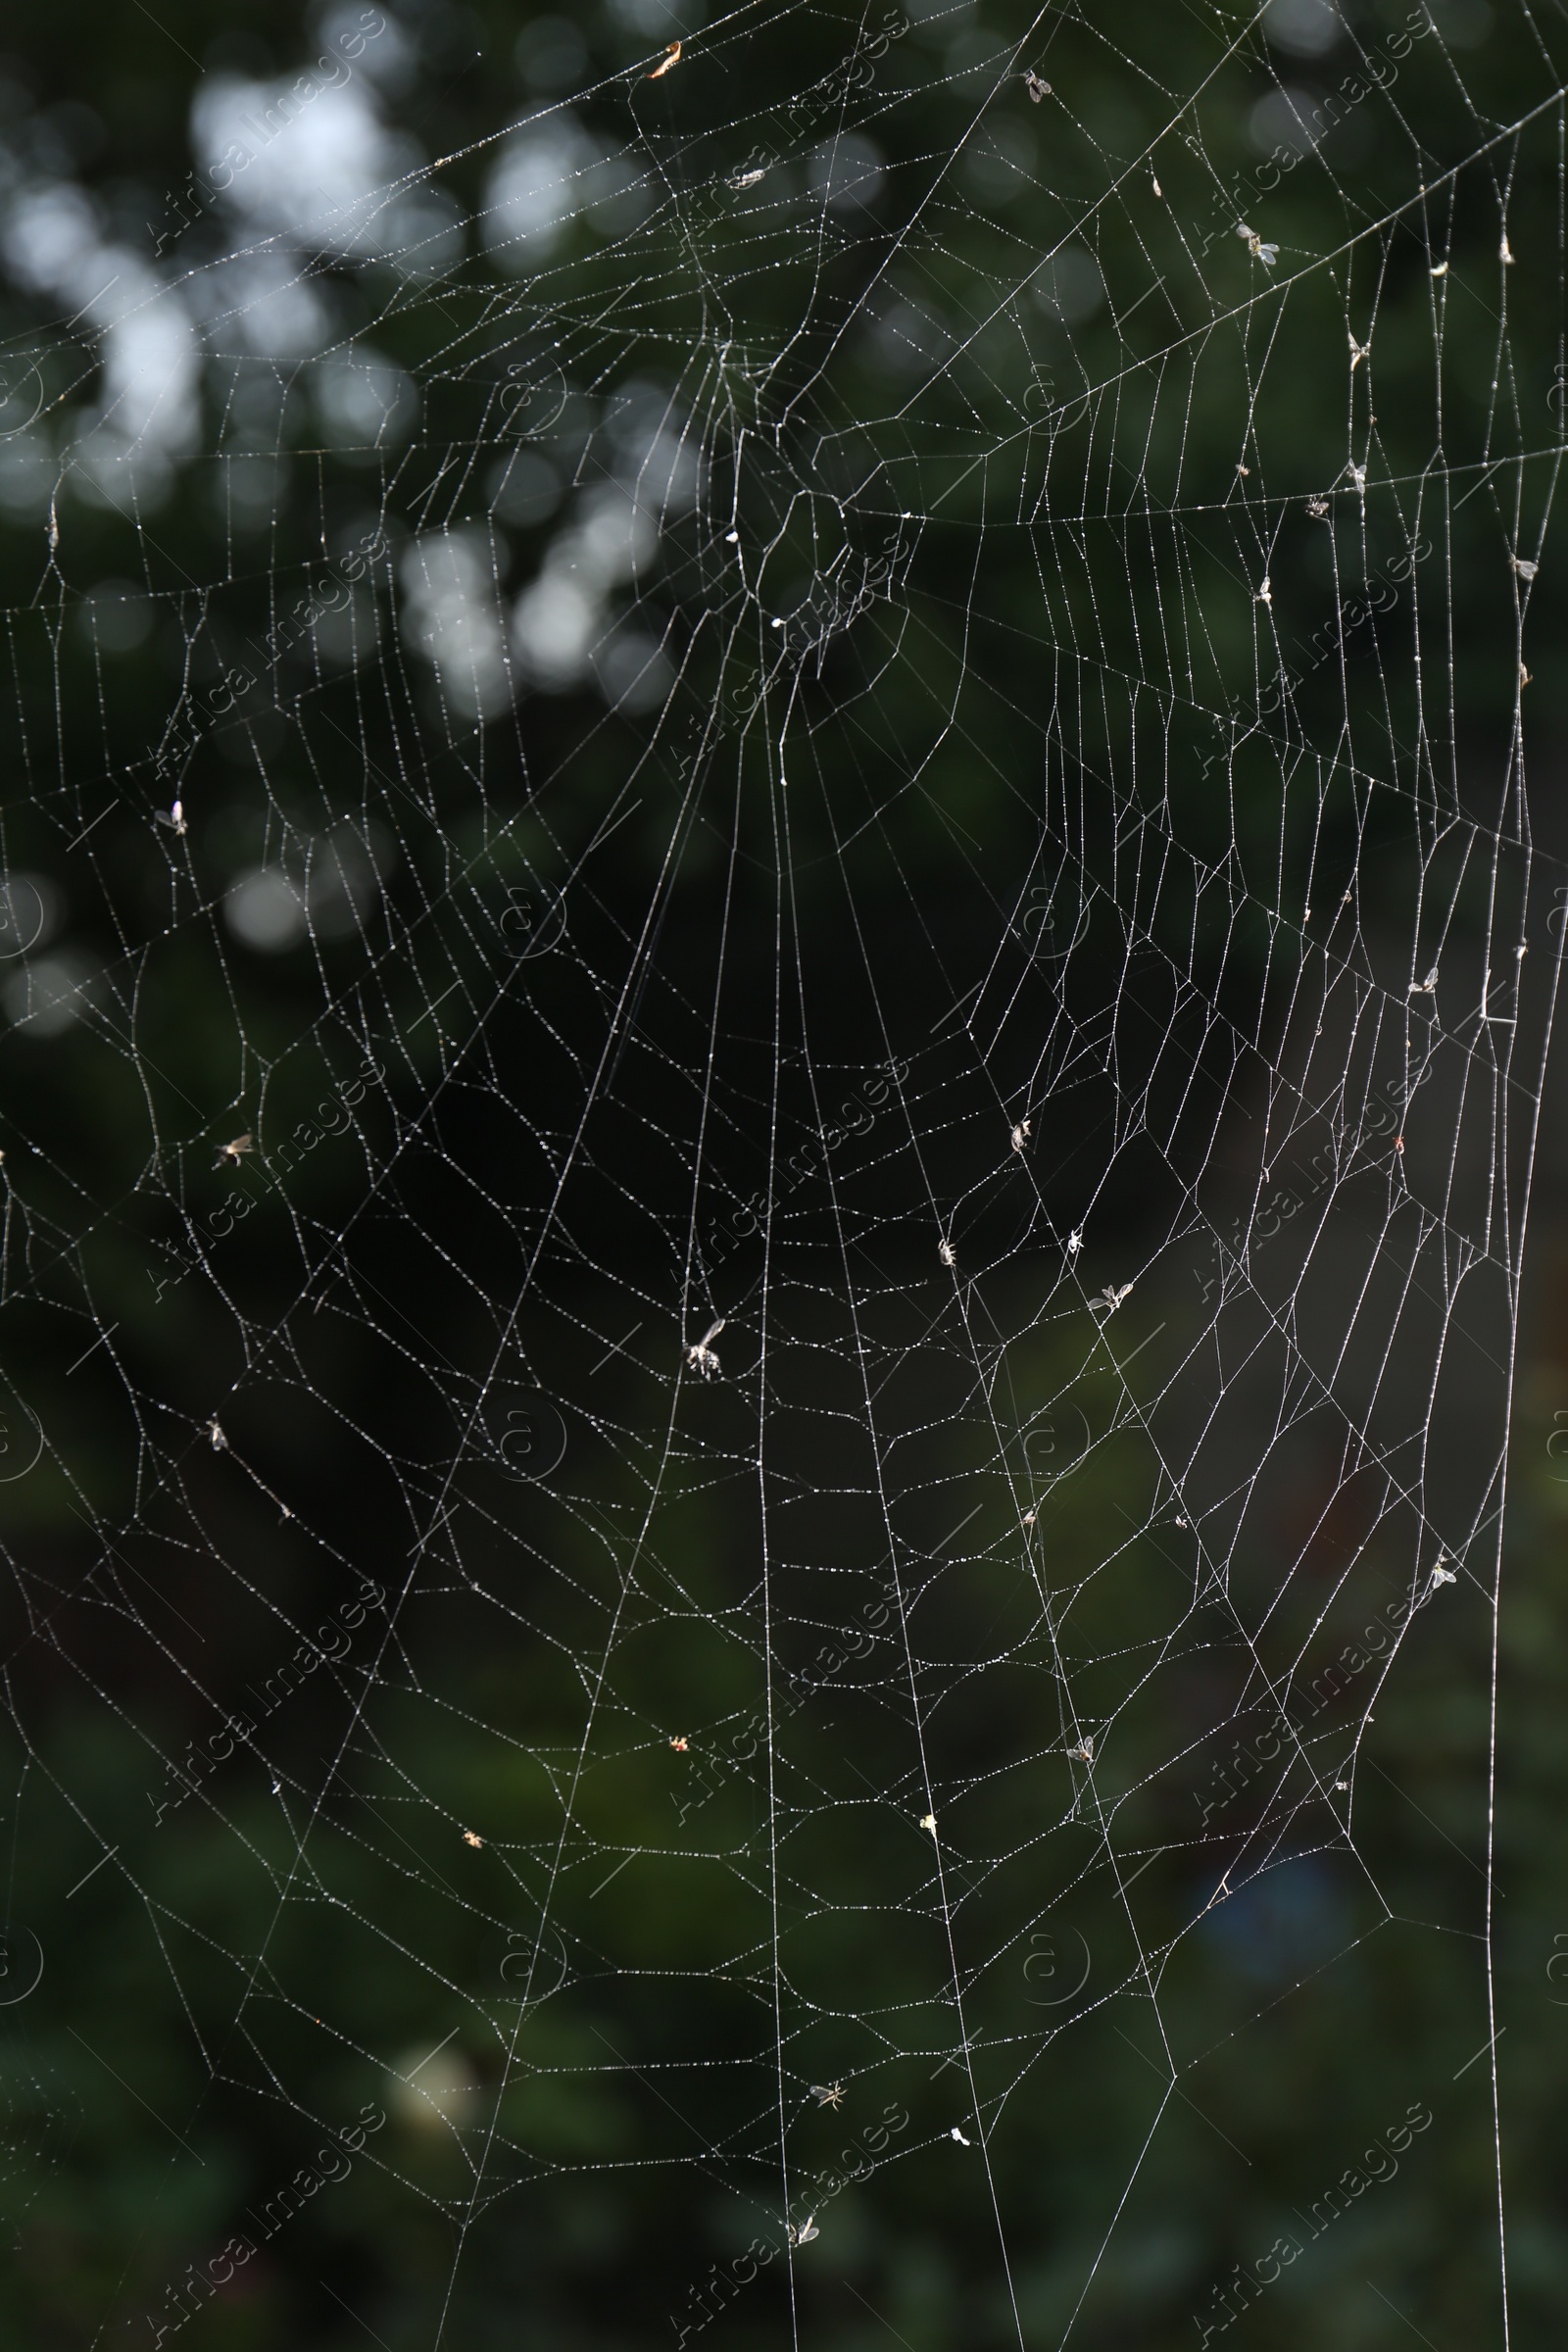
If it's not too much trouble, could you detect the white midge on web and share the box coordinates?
[684,1318,724,1378]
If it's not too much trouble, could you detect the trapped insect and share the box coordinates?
[1408,967,1439,995]
[686,1318,724,1378]
[649,39,681,76]
[1022,68,1052,102]
[156,799,188,836]
[938,1239,957,1268]
[213,1134,253,1169]
[1235,221,1278,266]
[1067,1736,1094,1763]
[810,2082,845,2109]
[1100,1283,1133,1310]
[1010,1119,1031,1152]
[1306,495,1330,519]
[789,2215,819,2246]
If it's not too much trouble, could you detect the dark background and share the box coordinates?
[0,0,1563,2346]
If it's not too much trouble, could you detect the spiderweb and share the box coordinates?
[0,0,1560,2341]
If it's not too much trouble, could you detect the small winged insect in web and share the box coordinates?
[1067,1736,1094,1762]
[938,1239,957,1268]
[213,1134,252,1170]
[1235,222,1278,265]
[685,1319,724,1379]
[1010,1120,1031,1153]
[648,39,681,76]
[810,2082,844,2108]
[1022,69,1051,101]
[1100,1283,1133,1311]
[156,799,188,836]
[789,2215,819,2245]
